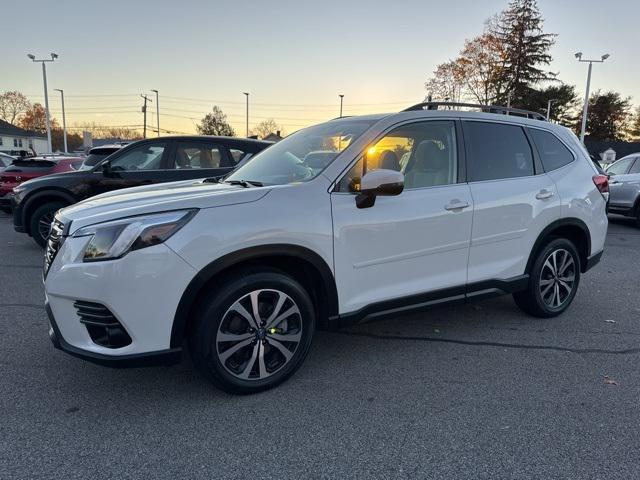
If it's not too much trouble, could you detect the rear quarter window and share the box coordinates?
[529,129,574,171]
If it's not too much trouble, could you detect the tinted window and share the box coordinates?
[4,159,56,173]
[110,143,166,171]
[337,121,458,192]
[606,157,634,175]
[465,122,534,181]
[629,158,640,174]
[174,142,227,169]
[530,129,574,171]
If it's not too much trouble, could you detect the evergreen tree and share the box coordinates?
[491,0,557,105]
[579,91,631,141]
[518,84,579,126]
[196,106,235,136]
[629,106,640,141]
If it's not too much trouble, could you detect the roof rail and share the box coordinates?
[402,101,547,121]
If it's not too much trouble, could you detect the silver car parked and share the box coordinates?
[606,154,640,227]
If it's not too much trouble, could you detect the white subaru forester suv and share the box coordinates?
[44,103,608,393]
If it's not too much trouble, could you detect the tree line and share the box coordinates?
[0,91,143,151]
[425,0,640,142]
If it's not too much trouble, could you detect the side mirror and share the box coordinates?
[356,169,404,209]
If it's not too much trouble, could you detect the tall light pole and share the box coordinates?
[151,89,160,136]
[339,94,344,117]
[576,52,610,143]
[27,53,58,153]
[243,92,249,137]
[53,89,67,152]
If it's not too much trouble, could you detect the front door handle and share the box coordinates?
[444,200,470,211]
[535,189,554,200]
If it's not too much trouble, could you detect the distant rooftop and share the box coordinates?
[0,119,47,138]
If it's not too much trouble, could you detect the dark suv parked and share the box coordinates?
[12,136,272,246]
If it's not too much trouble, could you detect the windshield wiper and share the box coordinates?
[202,176,221,183]
[225,179,263,188]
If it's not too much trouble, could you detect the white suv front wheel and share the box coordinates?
[513,238,581,318]
[189,269,316,394]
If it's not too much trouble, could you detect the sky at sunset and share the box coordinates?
[1,0,638,136]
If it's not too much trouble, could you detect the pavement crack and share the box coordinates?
[335,330,640,355]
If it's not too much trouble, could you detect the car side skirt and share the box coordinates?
[330,275,529,329]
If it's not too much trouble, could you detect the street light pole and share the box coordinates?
[54,89,67,152]
[151,90,160,136]
[339,94,344,117]
[243,92,249,137]
[575,52,610,143]
[27,53,58,153]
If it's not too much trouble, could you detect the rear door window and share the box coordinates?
[464,121,534,182]
[628,158,640,174]
[173,142,229,169]
[529,129,574,171]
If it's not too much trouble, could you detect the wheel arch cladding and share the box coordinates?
[170,244,339,347]
[23,190,75,233]
[525,218,591,274]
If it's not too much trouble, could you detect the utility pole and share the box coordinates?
[141,94,152,139]
[54,89,67,152]
[151,89,160,136]
[339,94,344,117]
[243,92,249,137]
[27,53,58,153]
[576,52,610,143]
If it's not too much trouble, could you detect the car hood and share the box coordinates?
[59,179,270,233]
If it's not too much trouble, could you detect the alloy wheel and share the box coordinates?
[539,248,576,309]
[216,289,303,381]
[38,212,55,242]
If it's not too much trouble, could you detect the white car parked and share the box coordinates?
[44,103,609,393]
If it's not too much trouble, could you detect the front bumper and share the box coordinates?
[46,302,182,368]
[45,235,197,367]
[0,192,13,209]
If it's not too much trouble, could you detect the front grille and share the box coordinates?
[44,218,65,277]
[74,301,132,348]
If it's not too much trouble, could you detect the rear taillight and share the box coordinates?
[592,174,609,200]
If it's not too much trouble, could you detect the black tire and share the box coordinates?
[635,209,640,229]
[513,237,581,318]
[189,269,316,394]
[29,201,66,248]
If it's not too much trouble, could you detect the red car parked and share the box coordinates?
[0,157,84,212]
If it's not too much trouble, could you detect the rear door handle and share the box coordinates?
[535,189,554,200]
[444,200,470,211]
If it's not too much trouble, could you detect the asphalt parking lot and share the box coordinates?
[1,211,639,480]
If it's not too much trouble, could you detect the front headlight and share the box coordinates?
[72,209,197,262]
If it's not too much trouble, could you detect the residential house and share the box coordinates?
[0,119,48,155]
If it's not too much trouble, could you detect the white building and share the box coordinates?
[0,119,48,155]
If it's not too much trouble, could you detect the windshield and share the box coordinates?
[81,149,120,170]
[225,119,377,186]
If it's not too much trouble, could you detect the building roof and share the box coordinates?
[0,119,47,138]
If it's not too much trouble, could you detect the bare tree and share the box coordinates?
[0,91,31,125]
[252,119,284,139]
